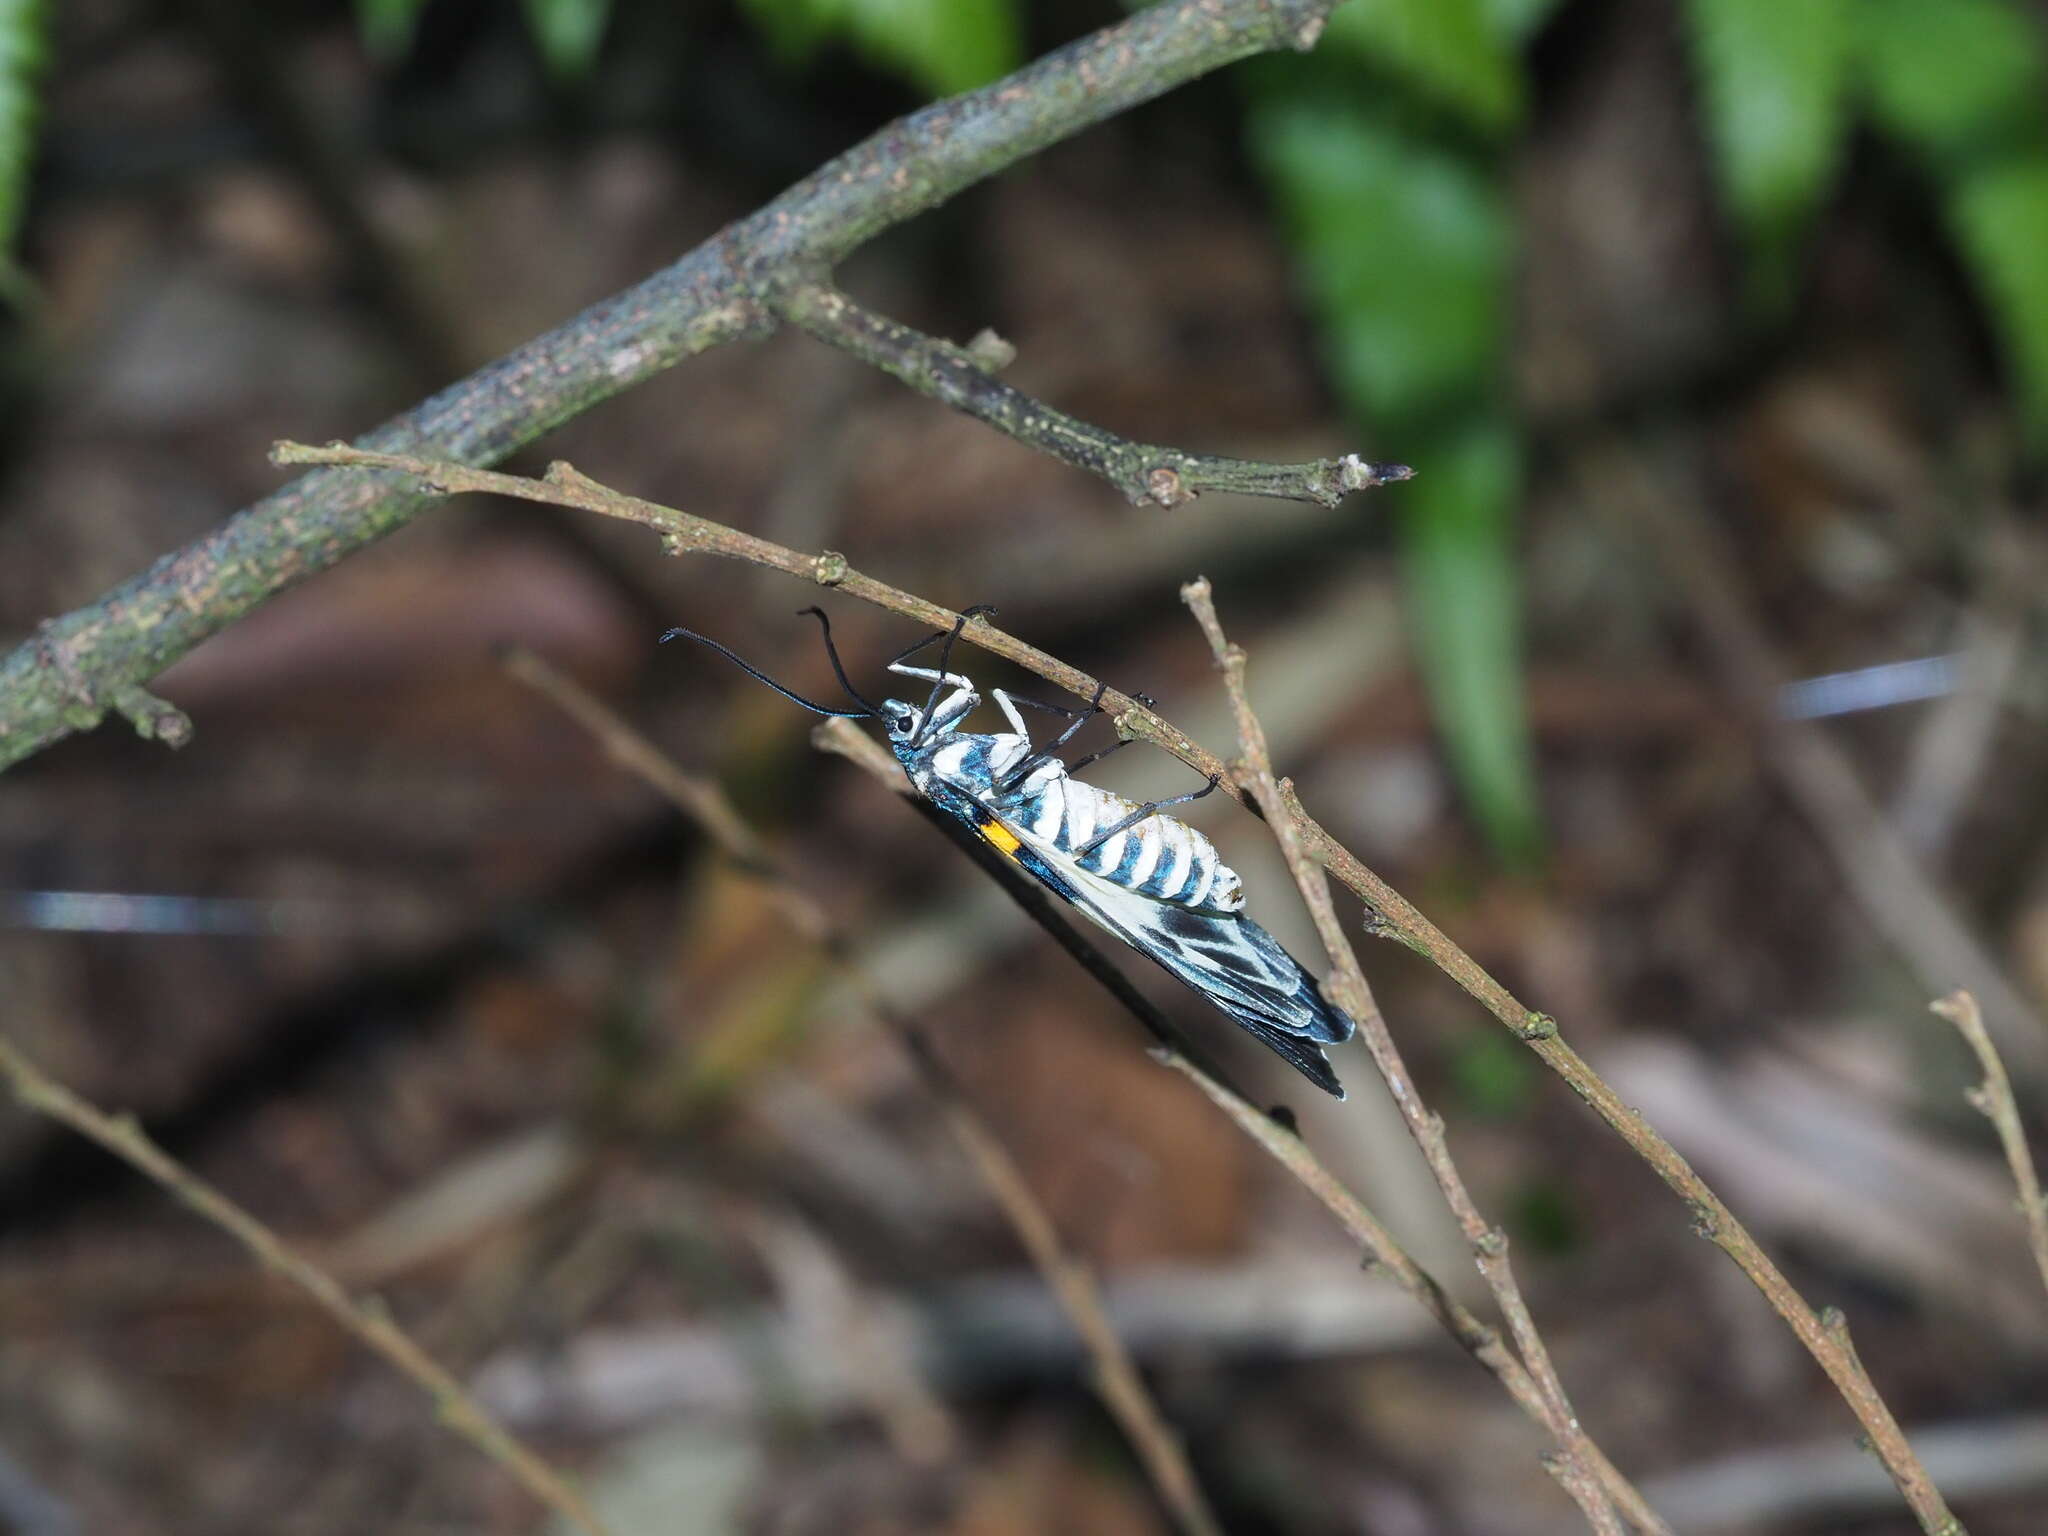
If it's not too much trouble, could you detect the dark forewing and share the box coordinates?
[1060,872,1354,1098]
[917,779,1351,1098]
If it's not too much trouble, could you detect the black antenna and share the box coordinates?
[913,604,995,747]
[660,627,873,718]
[795,607,883,714]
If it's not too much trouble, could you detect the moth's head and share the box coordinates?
[880,699,921,744]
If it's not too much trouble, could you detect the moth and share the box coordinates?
[663,607,1355,1097]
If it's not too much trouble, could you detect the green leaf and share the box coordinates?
[357,0,431,60]
[1252,101,1535,860]
[848,0,1022,97]
[1684,0,1854,301]
[1252,102,1509,427]
[0,0,43,286]
[1948,155,2048,441]
[1320,0,1521,131]
[733,0,835,66]
[521,0,612,81]
[1480,0,1566,47]
[735,0,1020,97]
[1398,421,1542,864]
[1857,0,2046,161]
[1452,1029,1535,1118]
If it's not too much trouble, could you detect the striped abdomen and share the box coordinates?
[1003,774,1243,914]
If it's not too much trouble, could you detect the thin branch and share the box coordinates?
[1931,989,2048,1300]
[1178,578,1623,1536]
[811,703,1668,1536]
[0,0,1342,770]
[277,444,1959,1534]
[1288,791,1968,1536]
[775,283,1410,509]
[500,647,1224,1536]
[909,1032,1223,1536]
[0,1034,607,1536]
[1151,1051,1669,1534]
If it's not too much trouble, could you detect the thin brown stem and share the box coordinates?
[1178,577,1622,1536]
[287,442,1958,1533]
[0,1034,607,1536]
[1154,1051,1670,1534]
[808,702,1668,1535]
[1292,795,1966,1535]
[1931,989,2048,1300]
[775,284,1410,509]
[501,646,1223,1536]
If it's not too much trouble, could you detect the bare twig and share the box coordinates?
[1931,990,2048,1300]
[908,1033,1223,1536]
[1178,578,1623,1536]
[294,444,1957,1533]
[1154,1052,1669,1534]
[0,0,1345,770]
[1286,790,1967,1535]
[811,694,1668,1535]
[775,284,1409,509]
[0,1034,607,1536]
[501,647,1223,1536]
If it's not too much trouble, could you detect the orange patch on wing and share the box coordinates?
[979,819,1022,857]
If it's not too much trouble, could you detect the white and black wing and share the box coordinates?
[1056,865,1355,1098]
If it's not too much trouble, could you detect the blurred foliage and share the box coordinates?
[0,0,42,298]
[1449,1027,1535,1120]
[359,0,613,77]
[304,0,2048,855]
[1852,0,2048,444]
[357,0,431,58]
[1509,1180,1581,1256]
[1682,0,2048,432]
[519,0,615,80]
[1255,0,2048,861]
[1950,157,2048,435]
[1683,0,1854,305]
[1250,5,1547,866]
[735,0,1021,97]
[1316,0,1522,131]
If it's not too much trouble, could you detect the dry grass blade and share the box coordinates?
[0,1035,608,1536]
[1932,989,2048,1300]
[502,646,1224,1536]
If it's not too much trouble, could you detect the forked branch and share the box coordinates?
[0,0,1351,770]
[776,284,1409,509]
[501,646,1223,1536]
[1181,578,1622,1536]
[1931,989,2048,1299]
[264,440,1961,1534]
[811,715,1663,1533]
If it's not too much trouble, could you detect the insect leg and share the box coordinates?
[994,681,1111,791]
[886,606,994,737]
[1066,737,1133,774]
[992,688,1035,738]
[1074,774,1222,858]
